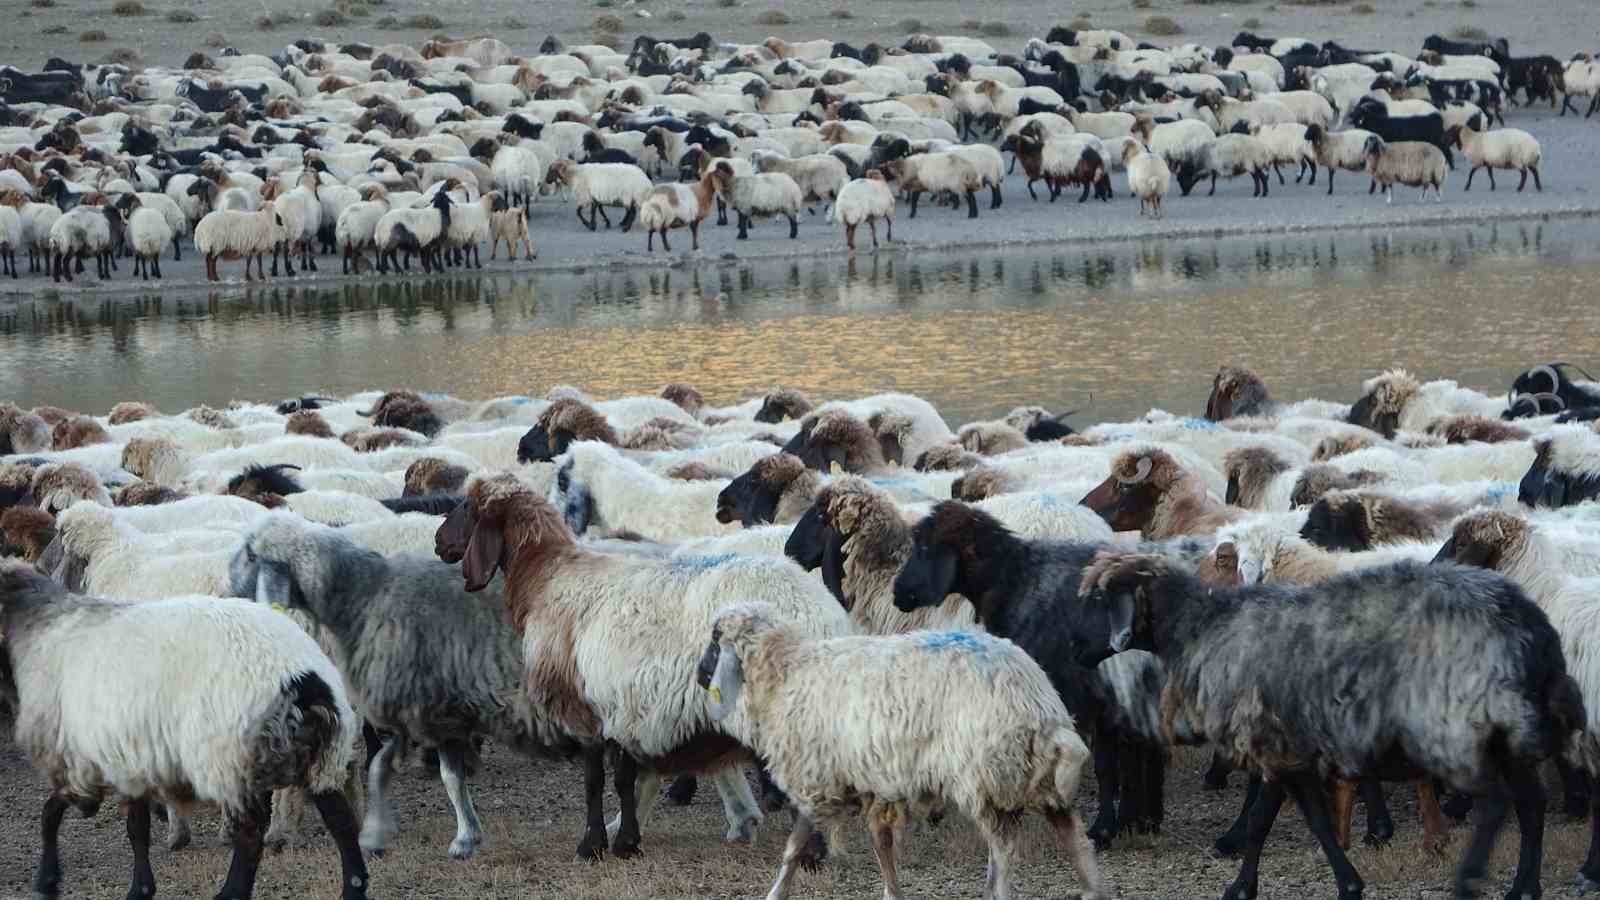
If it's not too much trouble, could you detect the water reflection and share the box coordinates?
[1,220,1594,425]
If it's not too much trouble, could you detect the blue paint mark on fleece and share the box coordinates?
[1177,417,1224,432]
[917,631,990,654]
[1484,483,1515,503]
[669,553,738,573]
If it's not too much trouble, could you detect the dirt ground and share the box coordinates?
[0,736,1591,900]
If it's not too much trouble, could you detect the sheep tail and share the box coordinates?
[242,670,351,810]
[1048,725,1092,808]
[1544,672,1588,757]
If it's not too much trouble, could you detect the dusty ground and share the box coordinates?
[0,736,1592,899]
[4,0,1600,297]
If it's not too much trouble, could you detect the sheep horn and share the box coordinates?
[1116,456,1154,485]
[1529,392,1567,411]
[264,463,304,473]
[1532,364,1562,394]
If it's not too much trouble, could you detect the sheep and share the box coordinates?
[544,159,651,233]
[1349,99,1452,168]
[750,150,849,215]
[1121,142,1170,218]
[1446,124,1542,192]
[638,170,715,253]
[716,452,821,527]
[695,602,1110,900]
[0,403,51,455]
[1076,551,1581,900]
[1176,133,1274,198]
[879,152,983,219]
[48,205,122,283]
[1080,447,1242,540]
[227,512,575,859]
[707,160,804,240]
[1347,368,1505,438]
[1517,426,1600,509]
[548,441,738,541]
[1298,488,1469,551]
[375,190,454,274]
[434,473,853,858]
[1248,122,1316,185]
[124,205,173,281]
[0,204,18,278]
[1302,124,1376,195]
[263,171,321,277]
[1041,138,1112,204]
[0,564,370,900]
[194,206,285,282]
[0,506,55,561]
[487,198,535,261]
[829,170,895,251]
[1559,57,1600,118]
[334,184,390,274]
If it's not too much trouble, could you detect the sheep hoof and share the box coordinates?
[794,831,829,872]
[576,831,607,862]
[358,825,394,857]
[447,835,482,860]
[166,822,192,852]
[1212,833,1244,859]
[725,816,760,844]
[264,834,289,855]
[611,836,642,859]
[1361,829,1392,849]
[1571,873,1600,895]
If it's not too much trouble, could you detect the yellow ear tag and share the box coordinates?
[888,459,900,468]
[708,685,722,704]
[829,461,844,476]
[781,414,791,423]
[269,602,286,613]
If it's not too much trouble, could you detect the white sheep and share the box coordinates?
[1251,122,1315,185]
[829,170,895,251]
[879,152,984,219]
[1304,124,1376,195]
[544,159,652,232]
[1450,124,1543,192]
[1363,137,1447,203]
[552,441,738,541]
[194,206,285,282]
[48,206,119,283]
[374,190,453,273]
[638,178,714,253]
[0,205,18,278]
[700,603,1109,900]
[1180,133,1274,198]
[126,206,173,280]
[707,161,804,240]
[1122,142,1171,218]
[335,185,391,274]
[749,150,849,214]
[0,566,369,900]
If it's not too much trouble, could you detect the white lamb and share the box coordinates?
[126,206,173,280]
[1122,142,1171,218]
[829,171,895,251]
[700,602,1109,900]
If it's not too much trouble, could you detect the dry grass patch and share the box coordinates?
[592,12,625,32]
[664,9,686,20]
[31,0,57,7]
[754,9,791,24]
[79,28,108,40]
[111,0,145,13]
[830,7,852,18]
[313,6,348,25]
[404,12,443,27]
[1144,14,1183,34]
[502,15,528,27]
[41,23,67,33]
[896,17,923,31]
[1352,2,1375,11]
[1452,24,1488,38]
[980,20,1010,35]
[166,8,198,21]
[103,47,141,65]
[205,31,227,46]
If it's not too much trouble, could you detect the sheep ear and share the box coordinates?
[463,517,505,592]
[253,563,295,612]
[706,642,744,722]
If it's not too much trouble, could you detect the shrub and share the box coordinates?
[166,8,197,21]
[665,9,686,19]
[830,7,852,17]
[1242,16,1262,26]
[255,14,274,28]
[594,0,614,6]
[104,47,142,65]
[715,0,737,7]
[313,7,348,26]
[1461,0,1478,7]
[980,21,1009,35]
[1144,15,1182,34]
[80,28,108,40]
[31,0,57,8]
[960,17,979,29]
[403,13,442,27]
[1452,25,1488,38]
[375,14,398,26]
[502,16,528,27]
[1352,2,1375,11]
[42,23,68,33]
[593,12,624,31]
[111,0,145,14]
[896,17,922,31]
[205,31,227,46]
[754,9,790,24]
[1131,0,1151,7]
[591,32,622,48]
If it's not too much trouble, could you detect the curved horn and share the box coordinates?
[1529,391,1567,411]
[1116,456,1154,485]
[1532,364,1561,393]
[265,463,304,473]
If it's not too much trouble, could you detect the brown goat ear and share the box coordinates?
[463,516,505,592]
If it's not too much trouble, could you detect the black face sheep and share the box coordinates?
[435,473,852,858]
[1518,428,1600,509]
[1299,489,1463,552]
[754,387,814,424]
[1,562,370,900]
[716,453,821,526]
[1078,551,1580,900]
[780,408,885,474]
[1346,368,1506,437]
[695,602,1110,900]
[228,512,576,861]
[1506,362,1600,419]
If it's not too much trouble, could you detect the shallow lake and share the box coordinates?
[4,218,1597,424]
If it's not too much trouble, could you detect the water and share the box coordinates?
[4,219,1598,425]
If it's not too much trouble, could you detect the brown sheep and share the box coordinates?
[1311,433,1377,461]
[1299,490,1465,552]
[619,418,702,453]
[184,405,237,430]
[663,461,729,481]
[784,409,884,474]
[28,462,112,513]
[0,507,55,562]
[950,465,1018,502]
[107,401,157,425]
[1222,446,1292,509]
[0,403,51,455]
[403,458,470,497]
[753,388,814,424]
[1288,466,1388,509]
[956,421,1030,457]
[341,428,426,453]
[51,416,111,451]
[1204,366,1273,421]
[361,390,443,437]
[1427,415,1531,445]
[1080,447,1243,539]
[914,443,984,472]
[115,483,189,507]
[660,384,705,419]
[286,411,336,439]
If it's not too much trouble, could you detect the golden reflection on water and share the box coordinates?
[3,223,1598,424]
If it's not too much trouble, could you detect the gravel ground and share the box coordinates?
[0,737,1593,900]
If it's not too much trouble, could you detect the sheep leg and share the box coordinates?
[1589,95,1600,118]
[264,788,305,852]
[1416,781,1449,855]
[647,229,656,252]
[1283,774,1366,900]
[254,252,266,281]
[439,744,484,860]
[843,223,856,251]
[1215,772,1262,857]
[1555,756,1590,818]
[1331,779,1357,849]
[489,236,500,260]
[712,766,763,842]
[716,196,728,226]
[1026,177,1038,201]
[689,220,700,251]
[989,182,1002,210]
[305,240,318,272]
[310,790,370,900]
[1078,180,1091,203]
[1047,810,1109,900]
[608,754,643,858]
[1260,169,1269,198]
[1359,778,1394,847]
[786,213,798,239]
[981,824,1015,900]
[965,190,978,219]
[870,820,904,900]
[358,735,402,855]
[1086,737,1121,850]
[1140,744,1167,833]
[763,814,817,900]
[576,744,608,861]
[214,792,270,900]
[125,798,156,900]
[595,203,613,230]
[1204,750,1234,790]
[665,775,698,805]
[1222,777,1286,900]
[576,205,594,231]
[1453,782,1510,899]
[1486,168,1497,191]
[1273,161,1285,186]
[737,213,750,240]
[620,204,638,233]
[470,245,480,268]
[33,795,71,899]
[885,217,892,243]
[1576,788,1600,892]
[1503,764,1546,900]
[866,220,877,249]
[151,255,161,280]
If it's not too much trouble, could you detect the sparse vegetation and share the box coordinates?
[1352,2,1375,11]
[1242,16,1262,26]
[104,47,141,65]
[1187,0,1251,5]
[1452,24,1488,38]
[111,0,145,14]
[1460,0,1477,7]
[1144,14,1183,34]
[42,23,67,33]
[593,12,625,32]
[830,7,853,18]
[980,20,1009,36]
[591,32,623,49]
[754,9,791,24]
[404,13,443,27]
[594,0,614,7]
[664,9,686,20]
[255,13,274,28]
[1131,0,1151,8]
[205,31,227,46]
[502,16,528,27]
[80,28,108,40]
[896,17,923,32]
[31,0,56,8]
[960,17,980,29]
[715,0,737,7]
[166,8,197,21]
[313,6,348,26]
[374,14,398,26]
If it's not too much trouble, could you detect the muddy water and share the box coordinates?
[3,220,1597,425]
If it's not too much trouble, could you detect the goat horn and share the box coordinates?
[1530,391,1567,411]
[1116,456,1154,485]
[1529,364,1562,394]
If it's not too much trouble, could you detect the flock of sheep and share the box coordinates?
[5,362,1600,899]
[0,23,1589,280]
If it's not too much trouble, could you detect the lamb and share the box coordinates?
[0,564,370,900]
[487,198,534,261]
[227,512,576,859]
[543,159,651,232]
[1446,124,1542,192]
[125,205,173,281]
[878,152,984,219]
[1080,447,1243,539]
[638,170,715,253]
[707,160,804,240]
[1121,142,1171,219]
[828,170,895,251]
[1076,551,1581,900]
[695,602,1109,900]
[434,473,853,858]
[750,150,849,214]
[48,205,122,283]
[194,206,285,282]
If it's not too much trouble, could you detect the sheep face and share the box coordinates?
[692,623,743,722]
[1430,514,1517,570]
[1299,496,1371,552]
[1077,553,1164,662]
[227,539,305,612]
[782,502,848,608]
[1079,453,1163,533]
[715,459,783,526]
[753,388,812,424]
[226,464,304,507]
[1515,438,1600,508]
[1197,541,1243,587]
[1205,367,1269,421]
